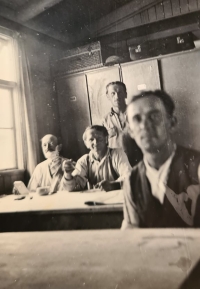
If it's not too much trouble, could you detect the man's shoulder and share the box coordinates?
[110,148,123,154]
[102,110,113,124]
[36,159,48,168]
[176,145,200,161]
[127,161,145,181]
[33,159,49,173]
[77,154,89,164]
[109,148,127,158]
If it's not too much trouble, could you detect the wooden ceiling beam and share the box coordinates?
[94,11,200,46]
[91,0,162,37]
[17,0,63,22]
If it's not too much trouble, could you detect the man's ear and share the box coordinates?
[169,115,177,131]
[56,144,62,152]
[84,140,90,149]
[106,93,110,101]
[126,123,135,140]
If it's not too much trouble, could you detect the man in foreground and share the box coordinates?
[122,90,200,228]
[63,125,131,191]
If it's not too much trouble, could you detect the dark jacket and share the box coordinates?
[123,146,200,228]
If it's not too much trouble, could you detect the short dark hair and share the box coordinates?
[128,90,175,117]
[83,125,108,141]
[106,81,127,95]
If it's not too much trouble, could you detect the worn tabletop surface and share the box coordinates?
[0,190,123,214]
[0,229,200,288]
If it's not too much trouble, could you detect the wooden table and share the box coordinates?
[0,190,123,231]
[0,229,200,289]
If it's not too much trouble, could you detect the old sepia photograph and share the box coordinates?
[0,0,200,288]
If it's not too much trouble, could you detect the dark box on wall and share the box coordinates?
[51,41,114,77]
[129,33,195,61]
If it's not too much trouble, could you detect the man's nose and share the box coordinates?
[47,143,51,150]
[113,93,119,101]
[92,138,97,145]
[139,116,150,130]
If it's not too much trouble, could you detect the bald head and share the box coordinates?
[41,134,58,159]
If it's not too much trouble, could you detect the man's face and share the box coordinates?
[42,135,58,159]
[107,84,127,109]
[84,129,108,154]
[127,95,174,154]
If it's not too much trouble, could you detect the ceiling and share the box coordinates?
[0,0,199,47]
[0,0,133,43]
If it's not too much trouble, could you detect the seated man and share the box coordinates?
[64,125,131,191]
[122,90,200,229]
[27,134,75,193]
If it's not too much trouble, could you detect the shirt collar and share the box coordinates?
[144,145,176,178]
[110,107,117,116]
[143,146,176,204]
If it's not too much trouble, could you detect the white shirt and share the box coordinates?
[72,148,131,189]
[144,150,176,204]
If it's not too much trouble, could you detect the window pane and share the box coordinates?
[0,87,13,128]
[0,129,16,170]
[0,36,16,82]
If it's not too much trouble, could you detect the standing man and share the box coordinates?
[103,81,142,166]
[102,81,127,149]
[122,90,200,228]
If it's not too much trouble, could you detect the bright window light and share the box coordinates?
[0,87,16,170]
[0,32,21,171]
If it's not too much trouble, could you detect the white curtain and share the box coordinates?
[15,34,39,182]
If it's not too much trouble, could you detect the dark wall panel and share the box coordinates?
[160,49,200,151]
[56,74,91,160]
[24,34,65,161]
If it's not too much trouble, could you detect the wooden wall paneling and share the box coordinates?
[0,175,4,194]
[121,60,161,101]
[132,14,142,26]
[163,0,173,18]
[56,74,91,161]
[180,0,190,13]
[188,0,198,11]
[156,2,165,20]
[4,175,11,192]
[141,10,149,24]
[86,67,120,125]
[171,0,181,15]
[160,50,200,151]
[148,6,157,22]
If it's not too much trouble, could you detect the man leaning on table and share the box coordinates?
[63,125,131,192]
[122,90,200,229]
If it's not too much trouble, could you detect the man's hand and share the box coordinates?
[62,159,75,180]
[94,180,121,192]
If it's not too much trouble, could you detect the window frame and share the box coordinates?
[0,32,23,172]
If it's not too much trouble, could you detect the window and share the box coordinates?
[0,30,22,171]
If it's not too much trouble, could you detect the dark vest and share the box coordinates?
[129,146,200,228]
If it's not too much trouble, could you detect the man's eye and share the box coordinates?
[133,115,141,123]
[149,113,161,122]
